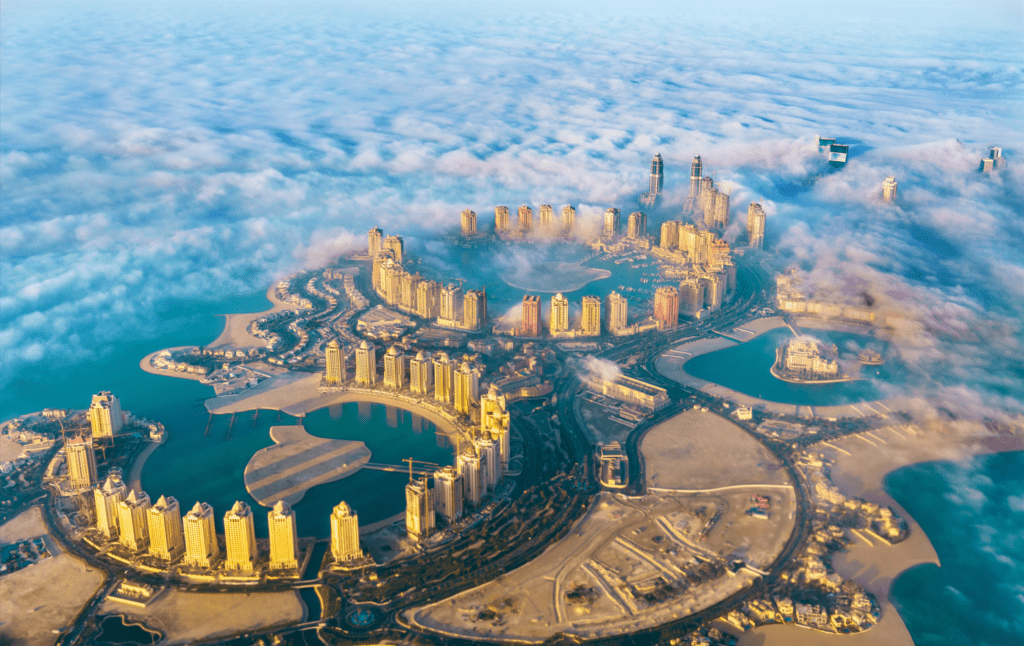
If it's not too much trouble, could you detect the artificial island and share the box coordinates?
[2,142,1016,646]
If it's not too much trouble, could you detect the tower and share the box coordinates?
[603,208,620,238]
[183,501,220,568]
[517,205,533,233]
[606,292,628,333]
[383,235,404,264]
[368,227,383,257]
[457,451,483,506]
[539,204,554,229]
[480,385,511,470]
[654,286,679,330]
[433,352,455,404]
[433,466,464,522]
[88,391,123,438]
[679,279,704,315]
[581,296,601,336]
[416,280,441,319]
[268,500,299,570]
[454,362,480,415]
[325,340,345,385]
[650,153,664,196]
[409,351,433,395]
[330,501,362,562]
[463,290,486,330]
[474,438,500,492]
[660,221,680,250]
[148,495,185,562]
[405,476,435,541]
[383,345,407,390]
[399,272,421,312]
[747,202,766,250]
[460,209,477,236]
[713,190,730,229]
[550,293,570,335]
[440,283,464,322]
[65,435,98,491]
[627,212,647,239]
[355,341,377,385]
[223,500,257,572]
[561,205,575,234]
[687,155,702,211]
[495,206,510,234]
[520,295,541,337]
[94,473,127,539]
[882,177,898,203]
[117,490,151,553]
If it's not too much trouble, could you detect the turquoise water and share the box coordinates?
[141,401,454,538]
[683,328,901,407]
[887,451,1024,646]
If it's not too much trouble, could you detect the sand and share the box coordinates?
[0,506,106,646]
[207,284,296,350]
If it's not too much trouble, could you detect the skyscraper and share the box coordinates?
[368,227,383,257]
[550,293,570,335]
[399,272,420,312]
[94,473,127,538]
[433,352,455,404]
[475,438,500,493]
[882,176,898,202]
[654,286,680,330]
[495,206,510,233]
[660,221,680,250]
[117,490,151,552]
[405,477,435,541]
[223,500,257,572]
[480,385,510,470]
[463,289,486,330]
[355,341,377,385]
[650,153,664,195]
[521,295,541,337]
[457,450,483,506]
[607,292,628,333]
[416,280,441,319]
[581,296,601,336]
[409,351,433,395]
[627,212,647,239]
[561,205,575,234]
[433,466,464,522]
[148,495,185,562]
[539,204,554,229]
[518,205,533,233]
[679,279,704,316]
[687,156,702,211]
[330,501,362,562]
[454,362,480,415]
[383,345,406,390]
[747,202,766,250]
[460,209,477,236]
[713,190,730,229]
[183,501,220,568]
[440,283,464,322]
[65,435,98,491]
[325,340,345,385]
[88,391,123,438]
[603,208,620,238]
[383,235,404,264]
[268,500,299,570]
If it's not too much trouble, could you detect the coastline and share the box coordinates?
[207,283,296,350]
[138,346,212,382]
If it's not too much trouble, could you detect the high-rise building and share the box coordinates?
[183,501,220,568]
[399,272,421,312]
[88,391,123,438]
[94,473,127,539]
[330,501,362,562]
[355,341,377,385]
[268,500,299,570]
[650,153,664,195]
[603,208,620,238]
[65,435,98,491]
[383,235,404,264]
[405,477,435,541]
[747,202,766,249]
[550,293,570,335]
[520,295,541,337]
[627,212,647,239]
[409,351,433,395]
[433,466,464,522]
[383,345,406,390]
[679,279,704,316]
[433,352,455,404]
[713,190,730,229]
[495,206,510,234]
[148,495,185,562]
[454,362,480,415]
[518,205,533,233]
[660,221,679,249]
[440,283,463,323]
[480,385,510,470]
[325,340,346,385]
[223,500,257,572]
[368,227,383,257]
[463,289,486,330]
[654,286,679,330]
[687,156,702,211]
[475,438,500,493]
[416,280,441,319]
[561,205,575,234]
[607,292,628,333]
[380,259,402,305]
[539,204,554,229]
[882,176,898,202]
[371,250,394,292]
[117,490,151,553]
[705,271,727,311]
[457,450,483,506]
[460,209,477,236]
[581,296,601,336]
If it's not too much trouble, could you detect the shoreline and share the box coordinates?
[138,346,212,383]
[207,283,296,350]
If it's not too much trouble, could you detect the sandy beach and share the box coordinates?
[207,283,296,350]
[138,346,212,382]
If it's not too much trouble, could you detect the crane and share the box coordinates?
[402,458,441,482]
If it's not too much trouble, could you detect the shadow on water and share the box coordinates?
[94,615,161,645]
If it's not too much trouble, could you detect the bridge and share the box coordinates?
[363,462,435,476]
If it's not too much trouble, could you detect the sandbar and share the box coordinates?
[503,262,611,293]
[207,283,296,350]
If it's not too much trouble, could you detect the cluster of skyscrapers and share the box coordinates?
[370,228,487,331]
[492,204,576,237]
[683,155,731,230]
[656,221,736,316]
[980,147,1004,173]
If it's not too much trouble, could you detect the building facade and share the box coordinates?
[405,477,435,541]
[268,500,299,570]
[460,209,477,236]
[223,501,258,572]
[88,391,123,438]
[325,340,346,385]
[117,490,151,553]
[433,466,464,522]
[581,296,601,336]
[433,352,455,403]
[882,176,898,202]
[550,293,570,335]
[607,291,628,333]
[409,351,433,394]
[457,451,483,506]
[94,474,127,538]
[354,341,377,385]
[330,501,362,562]
[383,346,406,390]
[603,208,620,238]
[148,495,185,562]
[747,202,766,250]
[520,295,541,337]
[495,206,510,233]
[183,501,220,568]
[654,286,680,330]
[65,435,98,491]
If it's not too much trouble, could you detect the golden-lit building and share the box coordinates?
[463,289,486,330]
[660,220,680,249]
[561,205,575,234]
[627,211,647,239]
[603,208,620,238]
[461,208,477,236]
[416,279,441,319]
[581,296,601,336]
[148,495,185,562]
[480,385,510,470]
[747,202,766,250]
[355,341,377,385]
[383,234,404,264]
[330,501,362,562]
[607,291,628,333]
[517,205,533,233]
[454,362,480,415]
[521,295,541,337]
[457,450,483,506]
[94,473,127,539]
[88,391,123,438]
[433,352,455,404]
[117,490,151,553]
[223,500,257,572]
[654,286,679,330]
[538,204,554,229]
[383,345,406,390]
[65,435,98,491]
[409,351,433,395]
[268,500,299,571]
[433,466,463,522]
[183,501,220,568]
[495,206,510,234]
[679,278,704,316]
[405,477,435,541]
[325,340,345,385]
[882,176,898,202]
[399,272,421,312]
[474,437,499,493]
[368,227,383,257]
[550,293,570,335]
[440,283,463,322]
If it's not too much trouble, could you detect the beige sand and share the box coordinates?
[96,588,304,645]
[207,284,296,350]
[0,506,106,646]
